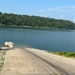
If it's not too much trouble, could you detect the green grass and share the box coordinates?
[52,52,75,58]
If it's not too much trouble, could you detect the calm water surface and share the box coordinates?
[0,27,75,52]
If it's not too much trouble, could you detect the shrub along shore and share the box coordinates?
[52,52,75,58]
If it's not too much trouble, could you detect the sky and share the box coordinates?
[0,0,75,22]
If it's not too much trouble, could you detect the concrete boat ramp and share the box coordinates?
[1,48,75,75]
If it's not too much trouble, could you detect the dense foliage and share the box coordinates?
[0,12,75,29]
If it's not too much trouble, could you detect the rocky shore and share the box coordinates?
[0,50,6,71]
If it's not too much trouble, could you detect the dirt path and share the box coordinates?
[1,48,75,75]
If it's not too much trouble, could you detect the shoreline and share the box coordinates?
[24,47,75,59]
[0,25,73,30]
[20,47,75,58]
[14,46,75,58]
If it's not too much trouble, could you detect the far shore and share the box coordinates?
[0,25,73,30]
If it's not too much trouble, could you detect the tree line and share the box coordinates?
[0,12,75,29]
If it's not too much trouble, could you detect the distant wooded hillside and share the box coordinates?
[0,12,75,29]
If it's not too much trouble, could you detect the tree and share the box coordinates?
[0,12,75,29]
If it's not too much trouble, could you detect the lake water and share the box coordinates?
[0,27,75,52]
